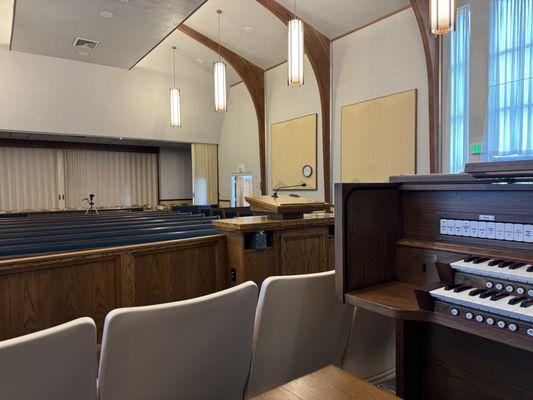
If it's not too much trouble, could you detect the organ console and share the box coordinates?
[335,162,533,400]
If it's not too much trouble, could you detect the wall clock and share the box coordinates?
[302,164,313,178]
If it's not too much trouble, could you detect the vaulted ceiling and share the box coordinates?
[2,0,412,84]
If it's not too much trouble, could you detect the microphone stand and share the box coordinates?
[272,183,307,198]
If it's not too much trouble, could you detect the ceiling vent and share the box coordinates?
[72,37,100,50]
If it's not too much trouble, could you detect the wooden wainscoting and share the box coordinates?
[0,235,226,341]
[278,227,329,275]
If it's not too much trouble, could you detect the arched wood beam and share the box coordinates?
[410,0,440,173]
[178,24,267,195]
[257,0,331,203]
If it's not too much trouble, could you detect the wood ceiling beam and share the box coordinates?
[410,0,440,173]
[256,0,331,203]
[178,24,267,195]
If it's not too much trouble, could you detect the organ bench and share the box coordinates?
[335,165,533,400]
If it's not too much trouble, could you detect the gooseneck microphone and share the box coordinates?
[272,183,307,198]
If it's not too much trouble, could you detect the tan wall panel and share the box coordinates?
[374,91,416,182]
[341,100,376,183]
[341,90,416,183]
[271,114,317,190]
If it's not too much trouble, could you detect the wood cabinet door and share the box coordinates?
[278,227,328,276]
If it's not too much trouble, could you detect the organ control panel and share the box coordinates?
[335,162,533,400]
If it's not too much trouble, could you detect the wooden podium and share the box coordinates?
[245,195,326,220]
[212,195,333,286]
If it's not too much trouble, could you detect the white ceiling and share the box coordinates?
[276,0,410,39]
[186,0,287,69]
[10,0,206,68]
[4,0,413,86]
[137,28,241,86]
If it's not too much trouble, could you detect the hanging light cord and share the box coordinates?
[172,46,176,87]
[293,0,296,17]
[217,10,222,61]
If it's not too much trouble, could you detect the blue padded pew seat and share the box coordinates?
[0,229,220,259]
[0,218,219,240]
[0,214,215,232]
[0,223,216,247]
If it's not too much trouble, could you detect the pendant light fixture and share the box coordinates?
[430,0,456,35]
[170,46,182,127]
[288,0,303,87]
[214,9,227,112]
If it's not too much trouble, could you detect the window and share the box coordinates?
[484,0,533,161]
[231,174,252,207]
[449,4,471,173]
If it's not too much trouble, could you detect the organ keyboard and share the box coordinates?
[335,162,533,400]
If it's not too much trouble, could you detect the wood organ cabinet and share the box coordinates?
[335,167,533,400]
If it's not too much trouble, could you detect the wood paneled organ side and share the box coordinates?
[335,177,533,400]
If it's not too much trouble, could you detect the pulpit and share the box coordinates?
[212,196,334,287]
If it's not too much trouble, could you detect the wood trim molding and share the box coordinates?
[256,0,331,202]
[0,138,159,154]
[178,25,267,194]
[410,0,439,173]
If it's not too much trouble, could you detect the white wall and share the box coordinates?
[332,8,430,191]
[265,56,324,201]
[0,46,224,144]
[218,82,261,201]
[158,146,192,200]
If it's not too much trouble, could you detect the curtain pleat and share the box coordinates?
[191,144,218,205]
[0,147,59,212]
[449,5,471,173]
[483,0,533,161]
[64,149,158,209]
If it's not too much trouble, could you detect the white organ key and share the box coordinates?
[478,221,487,238]
[470,221,479,237]
[513,224,524,242]
[451,257,533,284]
[495,223,505,240]
[430,285,533,324]
[504,223,514,241]
[487,222,496,239]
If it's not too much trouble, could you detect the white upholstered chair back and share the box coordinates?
[0,317,97,400]
[97,281,258,400]
[245,271,353,398]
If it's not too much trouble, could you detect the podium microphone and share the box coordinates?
[272,183,307,198]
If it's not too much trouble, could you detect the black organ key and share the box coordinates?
[497,261,514,269]
[479,290,499,299]
[469,289,488,296]
[453,285,473,293]
[508,262,526,270]
[473,258,490,264]
[520,300,533,308]
[464,256,478,263]
[490,292,510,301]
[508,296,528,305]
[527,266,533,273]
[445,284,462,291]
[488,259,503,266]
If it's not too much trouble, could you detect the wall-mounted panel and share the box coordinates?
[271,113,317,190]
[341,90,416,183]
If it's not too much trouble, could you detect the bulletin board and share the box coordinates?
[271,113,317,190]
[341,90,416,183]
